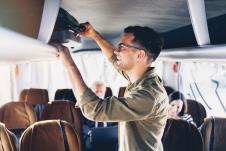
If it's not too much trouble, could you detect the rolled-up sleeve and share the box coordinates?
[79,87,160,122]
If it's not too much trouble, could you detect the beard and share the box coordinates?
[116,60,128,71]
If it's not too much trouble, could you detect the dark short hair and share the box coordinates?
[169,91,186,116]
[124,26,163,61]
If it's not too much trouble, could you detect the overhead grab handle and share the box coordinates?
[187,0,210,46]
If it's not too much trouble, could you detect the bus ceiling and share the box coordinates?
[0,0,226,63]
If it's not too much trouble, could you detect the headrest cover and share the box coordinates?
[0,122,17,151]
[41,101,80,124]
[0,102,36,129]
[40,100,82,143]
[19,120,80,151]
[186,99,207,127]
[162,119,203,151]
[19,89,29,102]
[26,88,49,104]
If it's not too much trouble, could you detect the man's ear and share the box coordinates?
[137,50,146,59]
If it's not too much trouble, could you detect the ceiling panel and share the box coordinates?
[61,0,226,35]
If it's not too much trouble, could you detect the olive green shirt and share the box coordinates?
[79,55,168,151]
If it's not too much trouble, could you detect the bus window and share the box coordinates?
[0,65,12,105]
[180,62,226,117]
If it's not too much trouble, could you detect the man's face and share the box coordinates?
[114,33,141,71]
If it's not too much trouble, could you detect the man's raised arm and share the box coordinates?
[79,22,116,59]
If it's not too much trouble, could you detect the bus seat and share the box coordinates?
[118,87,126,97]
[54,89,77,103]
[104,87,113,98]
[19,120,81,151]
[54,87,113,102]
[186,99,207,127]
[0,102,37,139]
[19,88,49,120]
[40,100,83,150]
[200,117,226,151]
[162,119,203,151]
[19,89,29,102]
[25,88,49,104]
[0,122,17,151]
[86,126,118,151]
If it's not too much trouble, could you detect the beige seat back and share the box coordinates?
[0,122,17,151]
[19,88,49,104]
[0,102,36,129]
[19,120,81,151]
[162,119,203,151]
[40,101,83,150]
[19,89,29,102]
[186,99,207,127]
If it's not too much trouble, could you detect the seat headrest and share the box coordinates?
[118,87,126,97]
[104,87,113,98]
[186,99,207,127]
[19,120,81,151]
[19,89,29,102]
[162,119,203,151]
[54,89,77,103]
[40,101,82,142]
[41,101,81,124]
[0,102,37,129]
[20,88,49,104]
[0,122,17,151]
[201,117,226,151]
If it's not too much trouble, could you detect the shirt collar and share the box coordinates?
[128,67,156,88]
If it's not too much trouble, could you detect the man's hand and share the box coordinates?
[78,22,99,39]
[54,44,75,67]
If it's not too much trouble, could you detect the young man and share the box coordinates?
[56,22,168,151]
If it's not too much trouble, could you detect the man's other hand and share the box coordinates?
[54,44,74,67]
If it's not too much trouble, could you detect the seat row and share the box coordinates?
[1,88,225,151]
[0,120,81,151]
[19,87,114,105]
[1,116,226,151]
[162,117,226,151]
[0,99,118,151]
[0,100,83,151]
